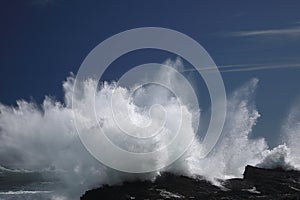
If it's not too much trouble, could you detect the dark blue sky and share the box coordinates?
[1,0,300,146]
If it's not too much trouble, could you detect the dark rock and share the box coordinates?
[81,165,300,200]
[243,165,300,196]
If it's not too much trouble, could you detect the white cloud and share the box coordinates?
[181,63,300,73]
[230,27,300,37]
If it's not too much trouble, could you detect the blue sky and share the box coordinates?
[1,0,300,147]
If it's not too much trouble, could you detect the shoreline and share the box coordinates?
[81,165,300,200]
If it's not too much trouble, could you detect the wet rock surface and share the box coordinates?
[81,165,300,200]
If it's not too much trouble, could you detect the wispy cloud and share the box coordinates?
[181,63,300,73]
[230,27,300,37]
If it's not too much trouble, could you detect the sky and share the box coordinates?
[1,0,300,147]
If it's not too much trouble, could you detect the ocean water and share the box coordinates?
[0,60,299,199]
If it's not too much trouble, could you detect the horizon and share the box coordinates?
[0,1,300,199]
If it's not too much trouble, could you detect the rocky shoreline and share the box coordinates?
[81,165,300,200]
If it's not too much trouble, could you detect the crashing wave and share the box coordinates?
[0,60,299,199]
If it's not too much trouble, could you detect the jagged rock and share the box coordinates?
[81,165,300,200]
